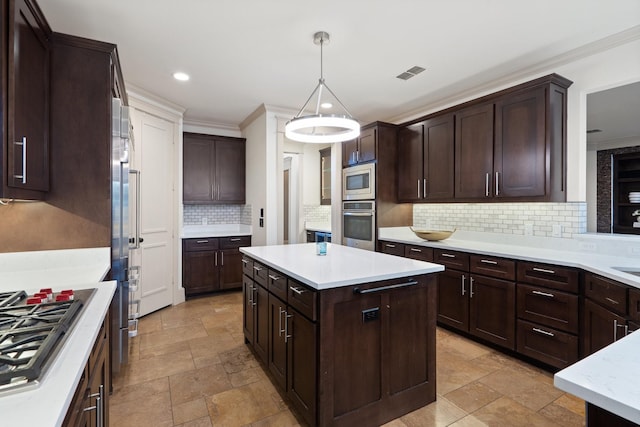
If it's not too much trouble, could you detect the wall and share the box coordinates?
[242,108,269,246]
[413,202,586,238]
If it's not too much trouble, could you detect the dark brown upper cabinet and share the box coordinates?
[342,126,376,167]
[2,0,52,199]
[398,114,454,202]
[183,132,246,204]
[319,147,331,205]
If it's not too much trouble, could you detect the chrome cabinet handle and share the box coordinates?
[417,179,421,198]
[13,137,27,184]
[532,327,554,337]
[532,267,555,274]
[385,244,396,248]
[495,171,500,196]
[290,286,307,295]
[532,290,555,298]
[461,275,466,296]
[242,259,248,265]
[252,286,257,307]
[480,259,498,265]
[470,277,475,298]
[247,284,254,305]
[129,169,141,249]
[229,238,242,242]
[84,384,104,427]
[284,311,293,343]
[196,240,209,244]
[605,297,620,305]
[253,266,263,272]
[353,280,418,295]
[441,253,456,258]
[221,252,224,266]
[485,173,490,197]
[410,248,422,253]
[268,274,281,281]
[214,252,218,266]
[278,306,285,337]
[423,178,427,198]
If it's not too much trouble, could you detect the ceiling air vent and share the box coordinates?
[396,66,426,80]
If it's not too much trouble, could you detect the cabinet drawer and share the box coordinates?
[517,262,578,293]
[242,257,253,278]
[183,238,219,252]
[629,288,640,323]
[433,249,469,271]
[268,269,288,302]
[470,255,515,280]
[252,262,268,288]
[288,280,317,321]
[516,319,578,369]
[220,235,251,249]
[404,245,433,262]
[379,241,405,257]
[517,283,579,333]
[584,273,628,316]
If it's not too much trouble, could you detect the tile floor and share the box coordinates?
[110,291,586,427]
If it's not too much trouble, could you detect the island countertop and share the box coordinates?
[240,243,444,290]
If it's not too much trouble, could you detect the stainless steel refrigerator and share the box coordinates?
[110,98,131,375]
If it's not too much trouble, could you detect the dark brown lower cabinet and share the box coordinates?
[437,269,469,330]
[242,276,268,365]
[582,298,627,355]
[516,319,578,368]
[586,403,639,427]
[242,276,255,344]
[468,275,516,349]
[64,311,110,427]
[287,307,317,425]
[268,294,287,389]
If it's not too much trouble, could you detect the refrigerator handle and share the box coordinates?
[129,169,141,249]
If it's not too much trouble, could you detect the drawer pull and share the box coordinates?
[386,244,396,248]
[532,327,555,337]
[441,253,456,258]
[532,267,555,274]
[253,266,263,272]
[410,248,422,253]
[532,290,555,298]
[480,259,498,265]
[605,297,620,305]
[290,286,307,295]
[196,240,209,244]
[242,259,248,265]
[268,274,282,281]
[354,280,418,294]
[229,238,242,241]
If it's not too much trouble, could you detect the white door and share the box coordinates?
[130,110,175,316]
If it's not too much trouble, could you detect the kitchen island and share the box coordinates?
[240,243,444,427]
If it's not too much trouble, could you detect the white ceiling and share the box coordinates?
[38,0,640,129]
[587,81,640,146]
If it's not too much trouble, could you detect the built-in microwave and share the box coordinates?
[342,163,375,200]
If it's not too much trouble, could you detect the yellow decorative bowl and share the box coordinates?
[410,227,456,241]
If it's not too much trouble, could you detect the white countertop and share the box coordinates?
[240,243,443,290]
[182,224,252,238]
[379,227,640,289]
[555,331,640,424]
[305,222,331,233]
[0,247,115,426]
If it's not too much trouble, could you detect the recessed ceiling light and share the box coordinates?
[173,72,190,81]
[320,102,333,109]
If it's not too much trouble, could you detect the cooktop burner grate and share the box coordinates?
[0,291,27,308]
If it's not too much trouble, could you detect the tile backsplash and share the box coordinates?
[184,204,252,225]
[304,205,331,224]
[413,202,587,238]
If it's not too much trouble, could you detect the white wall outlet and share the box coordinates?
[524,223,534,236]
[629,246,640,256]
[201,217,208,225]
[579,242,597,252]
[552,224,562,238]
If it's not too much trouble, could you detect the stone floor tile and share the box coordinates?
[206,380,283,426]
[444,381,502,413]
[437,351,497,395]
[249,409,302,427]
[138,324,208,350]
[139,340,191,360]
[169,364,234,406]
[448,414,490,426]
[175,416,213,427]
[399,396,467,427]
[538,401,586,427]
[109,387,173,427]
[472,396,562,427]
[553,393,586,417]
[172,397,210,425]
[117,349,195,387]
[110,376,169,406]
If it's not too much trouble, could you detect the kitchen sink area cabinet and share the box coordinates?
[582,272,638,357]
[378,240,405,257]
[398,114,454,202]
[182,236,251,296]
[1,0,51,200]
[183,132,246,204]
[516,261,580,368]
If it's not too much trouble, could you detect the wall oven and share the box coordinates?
[343,163,375,200]
[342,201,376,251]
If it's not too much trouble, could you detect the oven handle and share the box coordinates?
[343,212,374,216]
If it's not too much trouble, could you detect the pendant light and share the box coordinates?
[285,31,360,144]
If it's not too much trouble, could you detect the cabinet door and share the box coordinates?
[182,251,219,295]
[268,294,287,390]
[397,123,424,202]
[455,103,494,199]
[424,114,454,200]
[7,0,50,194]
[183,135,214,202]
[320,147,331,205]
[253,284,269,364]
[582,298,626,356]
[342,138,358,167]
[214,138,245,203]
[219,248,243,290]
[242,276,255,344]
[469,275,516,350]
[357,127,376,164]
[287,307,317,427]
[494,87,546,198]
[437,269,469,331]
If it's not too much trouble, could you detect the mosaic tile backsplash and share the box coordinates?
[304,205,331,224]
[413,202,587,238]
[184,204,252,225]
